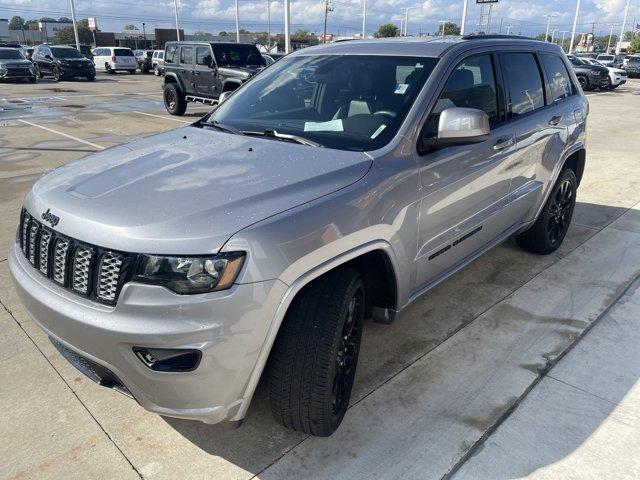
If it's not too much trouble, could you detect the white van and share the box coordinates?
[92,47,138,74]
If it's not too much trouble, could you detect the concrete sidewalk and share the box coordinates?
[453,276,640,480]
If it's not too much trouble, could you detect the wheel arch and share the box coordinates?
[563,147,586,186]
[163,72,184,92]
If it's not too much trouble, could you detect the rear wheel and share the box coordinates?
[105,63,114,74]
[515,168,577,255]
[35,64,44,79]
[87,74,95,82]
[163,83,187,116]
[129,69,136,75]
[269,268,365,437]
[154,65,161,76]
[52,66,60,82]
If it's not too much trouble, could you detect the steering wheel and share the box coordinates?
[373,110,396,118]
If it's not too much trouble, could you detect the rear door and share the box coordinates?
[415,52,518,290]
[499,52,568,223]
[194,45,216,96]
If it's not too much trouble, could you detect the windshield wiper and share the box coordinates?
[241,129,322,147]
[199,120,243,135]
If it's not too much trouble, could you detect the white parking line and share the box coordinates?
[133,111,192,123]
[18,119,106,150]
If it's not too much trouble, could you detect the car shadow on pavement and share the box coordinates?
[162,201,637,478]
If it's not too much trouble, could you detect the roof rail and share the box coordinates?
[462,33,539,41]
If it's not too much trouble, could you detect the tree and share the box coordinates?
[8,16,25,30]
[439,21,460,35]
[54,23,93,44]
[40,17,56,22]
[374,23,400,38]
[629,36,640,53]
[58,17,72,23]
[124,24,139,30]
[291,29,312,40]
[219,31,229,36]
[193,31,215,40]
[25,20,39,30]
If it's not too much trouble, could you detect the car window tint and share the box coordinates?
[196,47,212,66]
[424,54,498,137]
[501,53,545,117]
[541,54,575,102]
[180,46,194,65]
[165,45,177,63]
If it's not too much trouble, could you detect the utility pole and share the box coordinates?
[173,0,180,40]
[267,0,271,51]
[498,17,503,34]
[284,0,291,53]
[400,17,404,36]
[362,0,366,39]
[606,23,615,52]
[69,0,80,51]
[323,0,331,43]
[569,0,581,54]
[142,22,147,48]
[506,25,512,35]
[551,29,557,42]
[439,20,446,35]
[235,0,240,43]
[545,14,557,42]
[404,8,409,36]
[560,30,568,51]
[616,0,631,54]
[460,0,468,35]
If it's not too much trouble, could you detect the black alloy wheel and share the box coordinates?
[547,178,574,247]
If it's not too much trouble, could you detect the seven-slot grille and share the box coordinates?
[19,209,133,305]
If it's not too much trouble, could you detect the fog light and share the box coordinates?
[133,347,201,372]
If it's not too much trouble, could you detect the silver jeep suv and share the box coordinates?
[9,35,587,436]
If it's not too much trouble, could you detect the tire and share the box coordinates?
[515,168,577,255]
[154,65,160,76]
[87,74,95,82]
[35,64,44,79]
[105,63,114,74]
[129,69,136,75]
[269,268,365,437]
[601,77,611,90]
[28,77,36,83]
[610,84,619,89]
[163,83,187,116]
[52,66,60,82]
[577,75,588,91]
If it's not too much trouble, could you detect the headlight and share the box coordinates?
[0,65,6,73]
[133,252,245,294]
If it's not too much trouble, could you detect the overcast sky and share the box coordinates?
[1,0,638,37]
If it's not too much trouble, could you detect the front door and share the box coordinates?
[414,53,517,291]
[194,46,216,97]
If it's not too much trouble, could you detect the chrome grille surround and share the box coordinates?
[97,253,124,302]
[72,247,93,294]
[19,209,133,305]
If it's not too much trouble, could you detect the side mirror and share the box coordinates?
[436,107,490,145]
[218,90,234,104]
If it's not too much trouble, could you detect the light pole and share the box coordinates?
[506,25,512,35]
[616,0,631,55]
[568,0,581,54]
[460,0,469,35]
[439,20,446,35]
[545,14,557,42]
[173,0,180,40]
[551,29,557,42]
[362,0,367,39]
[267,0,271,51]
[560,30,568,50]
[235,0,240,43]
[403,6,419,36]
[69,0,80,51]
[606,24,614,52]
[142,22,147,48]
[284,0,291,53]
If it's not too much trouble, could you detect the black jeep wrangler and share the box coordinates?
[162,41,266,115]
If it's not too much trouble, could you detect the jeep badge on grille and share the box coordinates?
[41,208,60,227]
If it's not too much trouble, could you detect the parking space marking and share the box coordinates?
[18,119,106,150]
[133,111,192,123]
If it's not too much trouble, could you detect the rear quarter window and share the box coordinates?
[501,52,545,117]
[540,54,576,102]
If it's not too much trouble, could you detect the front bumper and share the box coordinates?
[9,245,287,423]
[0,68,35,79]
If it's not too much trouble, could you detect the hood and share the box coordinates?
[25,127,372,255]
[0,59,32,67]
[217,65,264,78]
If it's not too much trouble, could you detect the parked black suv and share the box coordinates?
[567,55,610,90]
[624,56,640,78]
[162,41,265,115]
[33,45,96,82]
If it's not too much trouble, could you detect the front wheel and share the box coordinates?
[515,168,577,255]
[269,268,365,437]
[105,63,114,74]
[52,66,61,82]
[154,65,161,76]
[577,75,589,91]
[163,83,187,116]
[35,64,44,79]
[129,69,136,75]
[87,74,95,82]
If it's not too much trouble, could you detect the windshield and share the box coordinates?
[0,49,24,60]
[204,55,438,151]
[629,58,640,65]
[597,55,614,61]
[569,56,586,65]
[51,47,83,59]
[212,44,264,67]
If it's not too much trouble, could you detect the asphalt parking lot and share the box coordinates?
[1,73,640,480]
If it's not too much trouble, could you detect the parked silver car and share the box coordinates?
[9,35,587,436]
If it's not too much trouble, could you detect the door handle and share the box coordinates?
[549,115,562,126]
[493,136,515,151]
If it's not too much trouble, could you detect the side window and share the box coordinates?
[165,44,177,64]
[424,54,498,137]
[501,53,545,116]
[196,46,212,66]
[180,46,194,65]
[541,54,576,101]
